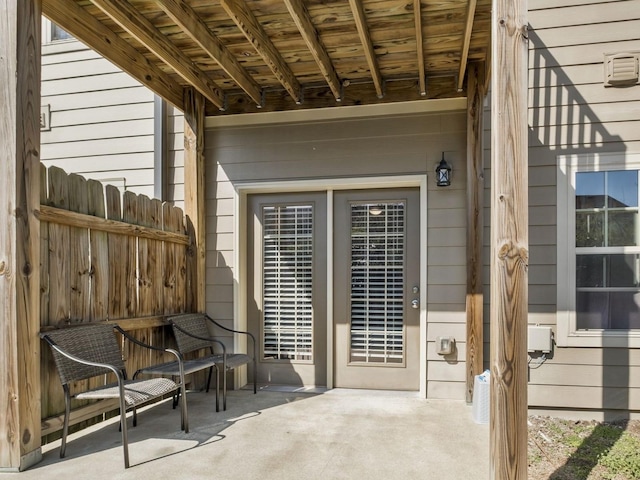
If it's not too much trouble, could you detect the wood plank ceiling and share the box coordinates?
[42,0,491,116]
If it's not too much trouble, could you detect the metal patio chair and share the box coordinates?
[135,313,256,411]
[40,323,188,468]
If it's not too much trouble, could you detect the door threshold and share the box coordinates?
[329,388,421,398]
[244,384,329,394]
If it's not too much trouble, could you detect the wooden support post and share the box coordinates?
[466,62,485,404]
[183,87,206,313]
[490,1,529,479]
[0,0,42,471]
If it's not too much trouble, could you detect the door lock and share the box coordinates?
[411,299,419,309]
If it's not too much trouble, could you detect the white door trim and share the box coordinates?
[233,174,428,397]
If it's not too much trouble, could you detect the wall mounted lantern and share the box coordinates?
[435,152,452,187]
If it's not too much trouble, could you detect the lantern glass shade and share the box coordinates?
[435,155,451,187]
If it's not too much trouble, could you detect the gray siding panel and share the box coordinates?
[206,111,468,396]
[41,42,158,196]
[487,1,640,412]
[528,1,636,28]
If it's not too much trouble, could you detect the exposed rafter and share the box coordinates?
[155,0,262,107]
[283,0,342,101]
[40,0,492,116]
[42,0,183,110]
[457,0,477,92]
[220,0,303,104]
[91,0,225,110]
[348,0,383,98]
[414,0,427,96]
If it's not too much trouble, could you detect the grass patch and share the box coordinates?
[598,430,640,479]
[528,417,640,480]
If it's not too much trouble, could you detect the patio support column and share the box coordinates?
[490,0,528,479]
[183,87,206,313]
[466,62,485,404]
[0,0,43,471]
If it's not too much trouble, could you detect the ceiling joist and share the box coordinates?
[348,0,384,99]
[220,0,303,104]
[457,0,478,91]
[155,0,263,107]
[91,0,225,110]
[414,0,427,96]
[42,0,491,116]
[42,0,184,109]
[283,0,342,101]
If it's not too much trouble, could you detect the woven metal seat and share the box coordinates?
[40,324,188,469]
[135,313,256,412]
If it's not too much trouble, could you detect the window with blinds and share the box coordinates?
[262,205,314,361]
[350,202,405,364]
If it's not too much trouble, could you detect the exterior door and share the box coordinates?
[247,193,327,387]
[333,189,421,390]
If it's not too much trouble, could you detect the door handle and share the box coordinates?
[411,299,419,309]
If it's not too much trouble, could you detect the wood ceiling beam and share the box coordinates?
[90,0,225,110]
[155,0,262,107]
[42,0,183,110]
[220,0,302,104]
[414,0,427,96]
[218,77,462,116]
[457,0,477,91]
[283,0,342,101]
[348,0,383,98]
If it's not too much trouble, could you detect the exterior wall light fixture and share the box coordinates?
[369,205,384,216]
[435,152,452,187]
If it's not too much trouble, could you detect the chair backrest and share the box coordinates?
[43,324,126,385]
[168,314,213,354]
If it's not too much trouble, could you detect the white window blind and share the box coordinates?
[262,205,313,361]
[350,202,405,364]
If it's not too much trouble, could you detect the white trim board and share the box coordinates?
[557,151,640,348]
[206,98,467,128]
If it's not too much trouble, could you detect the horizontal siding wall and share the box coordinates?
[40,41,156,198]
[205,111,468,398]
[485,0,640,414]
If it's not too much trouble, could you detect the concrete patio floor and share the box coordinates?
[17,388,489,479]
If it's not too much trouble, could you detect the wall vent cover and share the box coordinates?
[604,52,640,87]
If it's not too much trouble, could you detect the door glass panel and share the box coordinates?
[262,205,313,361]
[349,202,405,364]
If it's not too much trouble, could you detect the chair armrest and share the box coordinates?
[170,321,227,356]
[204,314,256,356]
[114,325,182,359]
[204,314,252,338]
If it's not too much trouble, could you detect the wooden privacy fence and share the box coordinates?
[38,164,196,436]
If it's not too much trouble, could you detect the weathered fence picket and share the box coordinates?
[69,173,91,323]
[87,179,108,321]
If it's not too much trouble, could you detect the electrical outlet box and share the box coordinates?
[435,336,455,355]
[528,325,552,353]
